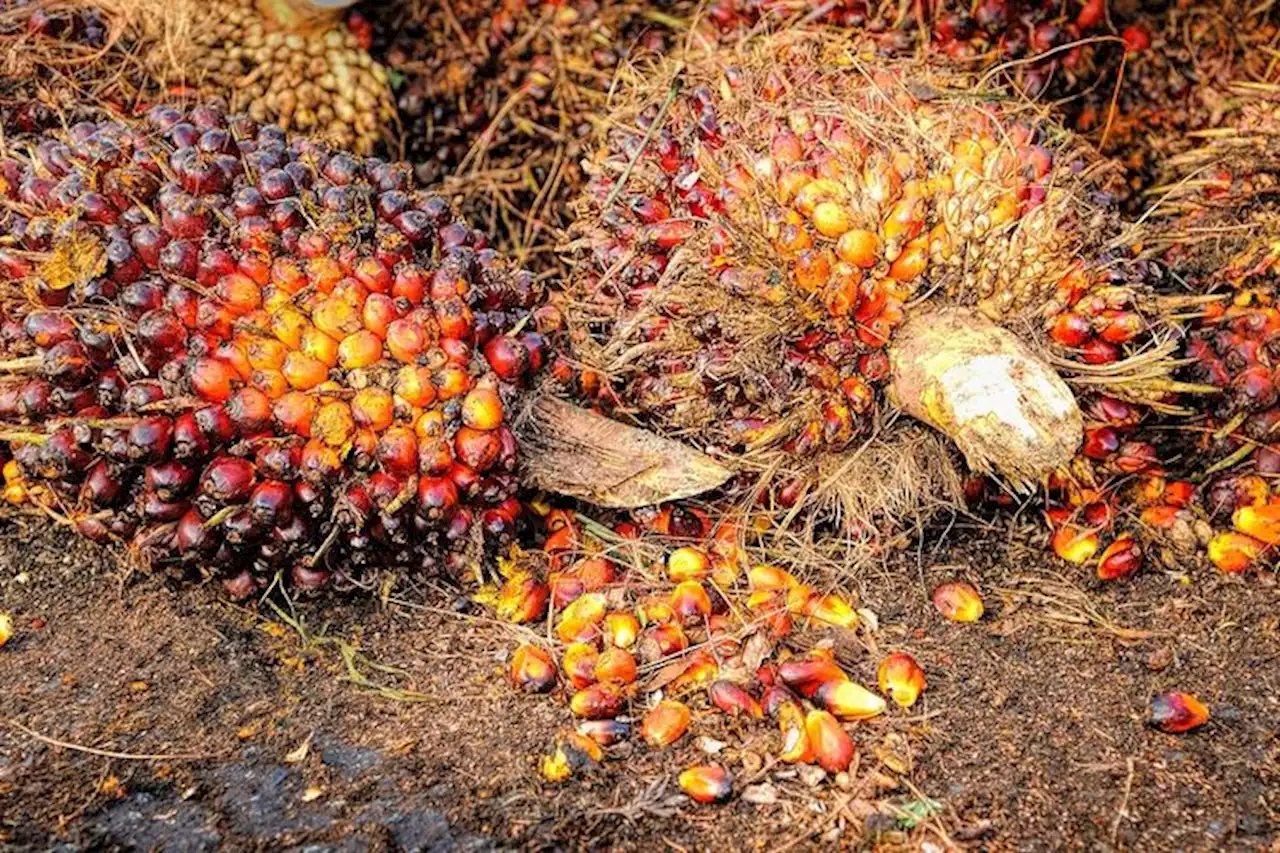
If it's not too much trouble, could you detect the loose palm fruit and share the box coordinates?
[1052,525,1101,565]
[779,651,847,698]
[638,623,688,662]
[806,594,858,628]
[932,582,984,622]
[594,648,637,686]
[0,109,541,590]
[511,645,557,693]
[1097,536,1142,581]
[496,576,550,624]
[1207,532,1263,574]
[678,764,733,805]
[0,612,11,648]
[815,679,887,721]
[641,700,692,748]
[778,701,814,764]
[877,653,926,708]
[603,612,640,648]
[670,580,712,625]
[556,593,607,643]
[667,547,710,581]
[1232,505,1280,546]
[570,683,625,719]
[540,731,603,783]
[562,642,600,691]
[708,681,764,718]
[1150,692,1210,733]
[577,720,630,746]
[805,710,854,774]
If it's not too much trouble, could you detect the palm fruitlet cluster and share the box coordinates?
[0,106,549,595]
[494,503,930,796]
[555,33,1185,540]
[185,0,396,154]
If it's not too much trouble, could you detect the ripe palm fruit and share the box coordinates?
[778,650,847,699]
[932,582,984,623]
[815,680,887,721]
[594,647,637,686]
[708,681,763,718]
[1207,532,1264,574]
[641,699,691,748]
[548,31,1178,546]
[877,653,926,709]
[511,644,557,693]
[562,642,599,691]
[1150,692,1210,734]
[0,108,542,592]
[569,682,624,719]
[805,710,854,774]
[678,764,732,804]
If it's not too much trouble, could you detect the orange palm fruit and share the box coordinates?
[877,653,926,708]
[562,642,600,690]
[678,765,732,804]
[1097,536,1142,581]
[569,683,625,719]
[574,556,616,590]
[669,652,720,693]
[1232,504,1280,545]
[461,387,503,430]
[667,547,710,581]
[641,700,692,748]
[805,710,854,773]
[670,580,712,624]
[749,563,794,591]
[932,581,984,622]
[1207,532,1263,574]
[603,612,640,648]
[510,645,557,693]
[556,592,607,643]
[835,229,879,268]
[594,647,637,686]
[638,622,688,661]
[495,575,549,624]
[815,679,887,720]
[806,594,858,628]
[1150,692,1210,733]
[1052,525,1100,564]
[708,680,764,718]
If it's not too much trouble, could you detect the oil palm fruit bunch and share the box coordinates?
[541,31,1199,548]
[0,105,545,596]
[494,502,914,791]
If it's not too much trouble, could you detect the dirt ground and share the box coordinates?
[1,513,1278,852]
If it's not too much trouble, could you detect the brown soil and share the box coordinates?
[1,517,1277,851]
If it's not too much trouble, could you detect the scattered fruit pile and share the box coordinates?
[489,504,934,791]
[550,32,1191,557]
[0,107,548,595]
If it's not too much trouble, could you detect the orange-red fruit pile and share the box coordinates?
[497,506,924,796]
[0,106,549,595]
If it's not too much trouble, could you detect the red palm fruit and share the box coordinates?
[226,388,273,433]
[778,651,847,698]
[1150,692,1209,733]
[415,476,459,520]
[511,645,558,693]
[709,681,764,718]
[562,642,599,690]
[484,335,529,381]
[1080,338,1120,365]
[670,580,712,625]
[1207,532,1263,574]
[1114,441,1159,474]
[595,648,637,686]
[932,581,984,622]
[1097,536,1142,581]
[81,461,127,506]
[1050,312,1091,347]
[198,456,256,506]
[641,700,691,748]
[300,440,343,483]
[877,653,926,708]
[805,710,854,773]
[569,683,624,719]
[375,427,418,477]
[1082,426,1120,460]
[577,720,630,746]
[126,416,173,463]
[604,612,640,648]
[678,764,732,804]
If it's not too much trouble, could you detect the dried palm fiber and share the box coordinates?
[528,30,1208,567]
[0,0,396,155]
[365,0,1124,275]
[0,104,548,597]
